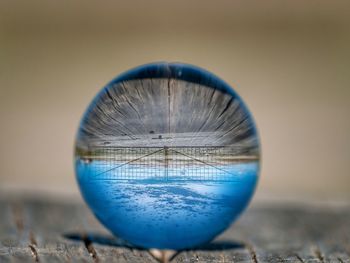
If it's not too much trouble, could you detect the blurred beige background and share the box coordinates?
[0,1,349,202]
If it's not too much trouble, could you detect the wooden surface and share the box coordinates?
[77,76,258,150]
[0,197,349,262]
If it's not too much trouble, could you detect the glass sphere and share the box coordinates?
[75,63,260,250]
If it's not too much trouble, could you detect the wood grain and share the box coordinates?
[1,197,349,262]
[77,78,258,153]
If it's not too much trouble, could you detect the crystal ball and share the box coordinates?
[75,63,260,250]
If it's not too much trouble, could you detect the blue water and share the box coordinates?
[76,161,258,250]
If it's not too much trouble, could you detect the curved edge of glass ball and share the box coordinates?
[75,62,261,250]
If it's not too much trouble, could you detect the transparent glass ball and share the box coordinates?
[75,63,260,250]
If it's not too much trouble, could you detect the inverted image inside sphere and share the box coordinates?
[75,63,260,250]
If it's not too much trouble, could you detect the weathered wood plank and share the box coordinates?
[75,206,159,263]
[23,199,93,263]
[77,77,258,151]
[221,205,350,262]
[173,248,252,263]
[1,197,350,262]
[0,200,35,262]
